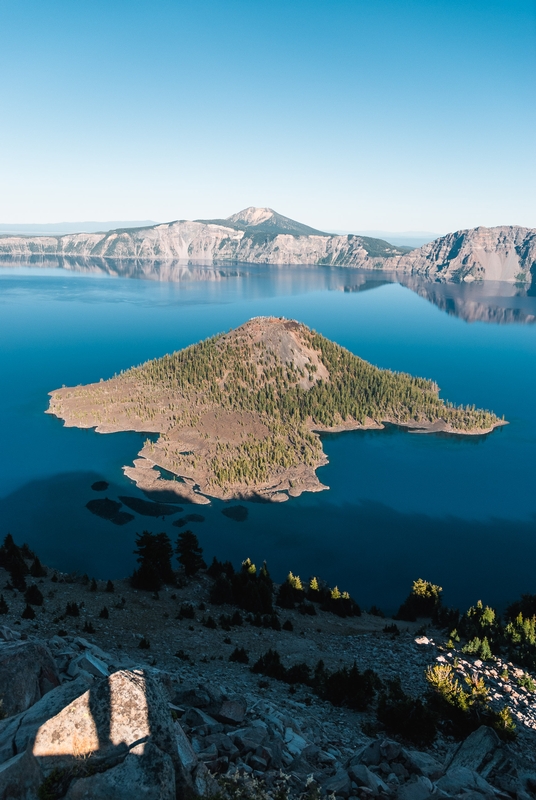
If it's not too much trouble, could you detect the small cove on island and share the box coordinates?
[1,262,536,613]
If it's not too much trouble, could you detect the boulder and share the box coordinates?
[402,749,444,780]
[381,740,402,761]
[447,727,506,779]
[64,741,175,800]
[193,761,219,796]
[436,766,498,797]
[230,726,268,753]
[396,776,433,800]
[0,640,60,716]
[172,686,212,709]
[351,740,382,767]
[175,722,198,772]
[215,696,247,725]
[205,732,239,760]
[0,627,20,643]
[284,728,308,757]
[0,676,91,765]
[0,746,43,800]
[182,707,222,732]
[348,763,390,795]
[67,652,109,679]
[323,769,353,798]
[32,669,190,794]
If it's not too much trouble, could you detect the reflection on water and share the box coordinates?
[1,255,535,324]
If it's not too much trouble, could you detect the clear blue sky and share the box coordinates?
[1,0,534,232]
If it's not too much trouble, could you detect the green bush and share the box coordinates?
[426,663,516,741]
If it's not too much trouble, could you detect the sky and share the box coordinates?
[0,0,534,233]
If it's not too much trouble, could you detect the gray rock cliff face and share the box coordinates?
[391,225,536,283]
[0,208,534,283]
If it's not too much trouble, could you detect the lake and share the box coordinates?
[1,260,535,614]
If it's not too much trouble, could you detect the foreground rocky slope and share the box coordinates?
[47,317,503,503]
[0,562,536,800]
[1,208,534,283]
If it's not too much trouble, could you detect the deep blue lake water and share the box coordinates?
[1,262,536,614]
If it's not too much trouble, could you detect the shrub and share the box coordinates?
[426,663,516,740]
[282,619,293,631]
[105,580,115,593]
[25,584,44,607]
[65,602,79,617]
[461,636,492,660]
[377,678,437,745]
[231,610,243,626]
[0,596,8,614]
[99,606,109,619]
[178,603,195,620]
[518,673,536,692]
[210,558,273,614]
[230,647,249,664]
[252,649,286,680]
[22,603,36,620]
[315,661,380,711]
[138,637,150,649]
[83,621,96,634]
[89,578,97,592]
[383,623,400,635]
[299,602,317,616]
[203,615,217,629]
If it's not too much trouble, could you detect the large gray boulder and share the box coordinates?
[0,676,91,765]
[396,776,433,800]
[348,763,390,795]
[0,747,43,800]
[447,727,506,779]
[436,766,498,797]
[403,749,444,780]
[0,640,60,717]
[32,669,186,787]
[64,741,175,800]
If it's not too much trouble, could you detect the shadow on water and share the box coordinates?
[1,472,536,614]
[0,472,139,579]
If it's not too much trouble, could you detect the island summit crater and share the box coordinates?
[47,317,505,503]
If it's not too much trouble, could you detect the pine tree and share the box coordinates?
[24,584,44,606]
[131,531,175,590]
[176,531,206,577]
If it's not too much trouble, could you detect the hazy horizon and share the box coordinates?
[0,1,534,231]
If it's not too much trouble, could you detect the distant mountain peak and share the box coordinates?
[226,207,275,226]
[198,206,329,237]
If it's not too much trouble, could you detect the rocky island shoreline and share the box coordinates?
[47,317,505,504]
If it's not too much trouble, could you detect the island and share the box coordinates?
[47,317,505,503]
